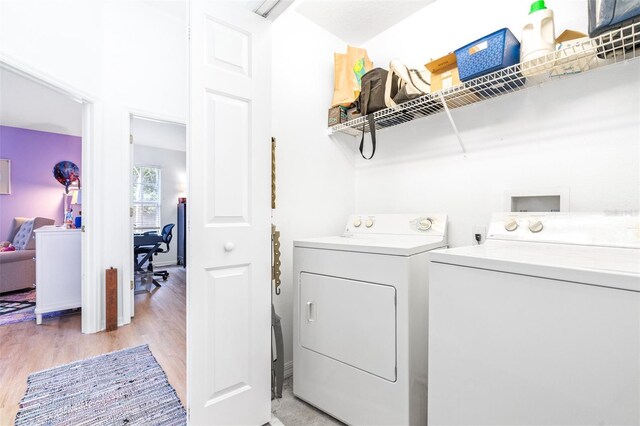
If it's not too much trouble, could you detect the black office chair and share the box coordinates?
[135,223,175,287]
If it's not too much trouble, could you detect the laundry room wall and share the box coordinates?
[0,0,187,330]
[349,0,640,248]
[272,9,356,373]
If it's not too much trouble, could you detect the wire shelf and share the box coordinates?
[329,21,640,137]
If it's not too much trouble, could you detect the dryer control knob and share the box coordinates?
[365,217,375,228]
[505,218,519,232]
[417,218,433,231]
[353,217,362,227]
[528,218,544,233]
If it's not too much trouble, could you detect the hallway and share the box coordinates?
[0,266,186,424]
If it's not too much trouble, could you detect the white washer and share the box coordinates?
[293,213,448,425]
[428,212,640,425]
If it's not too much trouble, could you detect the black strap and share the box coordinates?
[359,114,376,160]
[358,78,376,160]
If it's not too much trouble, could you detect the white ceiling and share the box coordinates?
[143,0,296,22]
[131,116,186,152]
[0,68,83,136]
[141,0,436,43]
[294,0,437,45]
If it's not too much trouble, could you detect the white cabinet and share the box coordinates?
[34,226,81,324]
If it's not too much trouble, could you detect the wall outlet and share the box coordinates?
[472,226,486,245]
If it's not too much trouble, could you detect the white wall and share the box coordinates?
[133,145,186,266]
[102,2,187,118]
[353,63,640,247]
[0,0,187,330]
[272,10,356,370]
[351,0,640,248]
[0,1,186,118]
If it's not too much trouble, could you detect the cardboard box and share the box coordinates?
[425,53,481,108]
[425,52,461,93]
[557,29,588,43]
[328,106,348,127]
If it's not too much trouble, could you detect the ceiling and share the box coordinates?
[131,116,186,152]
[143,0,296,22]
[0,68,83,136]
[294,0,437,45]
[141,0,436,43]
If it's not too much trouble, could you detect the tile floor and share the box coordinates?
[271,377,344,426]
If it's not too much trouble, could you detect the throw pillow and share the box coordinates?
[12,218,35,250]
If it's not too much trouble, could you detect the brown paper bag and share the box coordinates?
[332,46,373,107]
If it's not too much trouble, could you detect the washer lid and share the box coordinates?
[294,234,447,256]
[430,241,640,292]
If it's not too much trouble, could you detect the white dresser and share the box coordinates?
[34,226,81,324]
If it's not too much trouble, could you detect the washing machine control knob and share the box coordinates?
[417,218,433,231]
[353,217,362,227]
[365,217,375,228]
[505,218,519,232]
[528,218,544,233]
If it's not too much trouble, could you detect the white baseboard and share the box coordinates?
[284,360,293,378]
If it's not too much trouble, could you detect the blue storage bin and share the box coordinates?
[589,0,640,37]
[455,28,521,82]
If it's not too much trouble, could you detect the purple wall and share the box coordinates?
[0,126,82,240]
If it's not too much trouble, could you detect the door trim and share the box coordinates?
[0,53,100,333]
[124,108,187,323]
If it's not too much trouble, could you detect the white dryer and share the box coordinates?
[428,212,640,425]
[293,213,448,425]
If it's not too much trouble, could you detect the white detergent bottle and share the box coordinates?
[521,0,556,76]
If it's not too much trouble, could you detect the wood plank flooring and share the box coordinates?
[0,266,186,425]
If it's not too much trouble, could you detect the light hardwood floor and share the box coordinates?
[0,266,186,425]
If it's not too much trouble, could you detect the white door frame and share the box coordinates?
[0,53,101,334]
[124,109,186,322]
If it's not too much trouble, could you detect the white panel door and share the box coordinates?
[300,273,397,381]
[188,1,271,424]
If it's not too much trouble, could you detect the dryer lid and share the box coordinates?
[430,240,640,292]
[294,234,446,256]
[294,213,448,256]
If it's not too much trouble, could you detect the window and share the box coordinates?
[132,166,161,232]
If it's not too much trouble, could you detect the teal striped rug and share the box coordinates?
[16,344,186,425]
